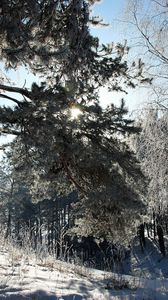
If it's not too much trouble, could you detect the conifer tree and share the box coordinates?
[0,0,146,242]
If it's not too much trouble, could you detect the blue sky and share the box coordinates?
[91,0,125,43]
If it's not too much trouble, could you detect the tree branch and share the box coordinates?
[133,12,168,64]
[0,143,11,150]
[151,0,168,8]
[0,84,32,99]
[0,94,23,106]
[61,156,86,194]
[0,128,21,136]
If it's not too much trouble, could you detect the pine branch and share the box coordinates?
[0,84,32,100]
[0,128,20,136]
[0,94,23,106]
[0,143,11,150]
[61,156,86,194]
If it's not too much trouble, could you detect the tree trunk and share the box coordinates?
[157,224,166,257]
[153,211,156,239]
[145,222,150,238]
[138,223,146,252]
[5,211,11,239]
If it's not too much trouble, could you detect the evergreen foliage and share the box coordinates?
[0,0,146,242]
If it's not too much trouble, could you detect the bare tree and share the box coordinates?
[124,0,168,110]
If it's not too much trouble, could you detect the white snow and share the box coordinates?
[0,238,168,299]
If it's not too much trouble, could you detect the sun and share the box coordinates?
[70,107,82,119]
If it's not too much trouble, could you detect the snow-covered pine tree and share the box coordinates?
[0,0,146,242]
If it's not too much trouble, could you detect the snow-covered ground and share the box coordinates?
[123,236,168,279]
[0,238,168,299]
